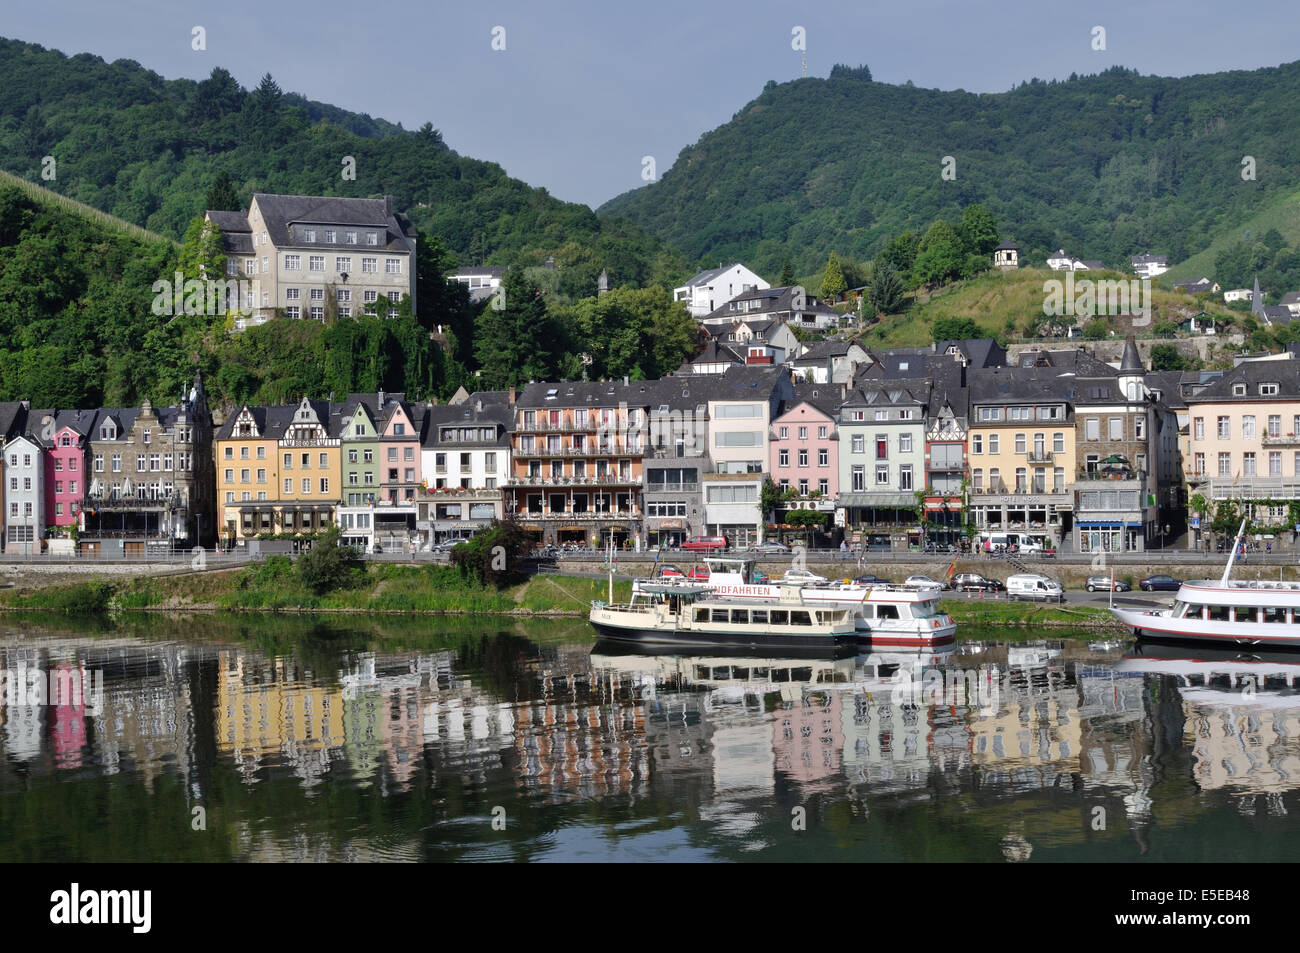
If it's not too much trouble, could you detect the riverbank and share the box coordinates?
[0,562,1125,629]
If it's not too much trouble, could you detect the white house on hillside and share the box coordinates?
[673,263,768,318]
[1130,253,1169,279]
[1047,249,1104,271]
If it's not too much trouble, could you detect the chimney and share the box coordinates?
[623,375,629,386]
[378,389,386,408]
[384,195,392,217]
[508,386,516,405]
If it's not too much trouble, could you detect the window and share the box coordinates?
[94,454,103,472]
[310,307,324,321]
[336,288,351,302]
[899,465,913,490]
[899,434,912,453]
[1108,418,1123,441]
[1053,432,1065,453]
[286,306,301,319]
[1193,452,1205,475]
[137,454,146,471]
[875,436,888,459]
[1218,416,1230,440]
[779,449,789,467]
[366,233,378,246]
[989,468,1001,491]
[1244,452,1256,476]
[1194,418,1205,441]
[240,468,250,484]
[1085,418,1100,441]
[817,426,827,439]
[1135,416,1145,440]
[818,448,828,467]
[319,453,328,468]
[851,434,864,454]
[320,478,329,493]
[302,478,311,493]
[149,454,160,471]
[972,434,983,454]
[797,426,808,440]
[1243,416,1256,440]
[973,468,983,491]
[1261,383,1280,396]
[1218,453,1232,477]
[362,257,377,274]
[309,255,325,272]
[324,230,336,243]
[852,465,865,491]
[336,257,352,273]
[1269,415,1282,438]
[1270,451,1282,476]
[874,410,888,421]
[818,479,828,495]
[1014,433,1026,454]
[875,465,889,485]
[385,259,402,274]
[988,434,1000,454]
[284,254,301,271]
[257,468,266,484]
[798,449,808,467]
[798,479,809,496]
[778,427,788,439]
[310,288,324,301]
[284,478,293,493]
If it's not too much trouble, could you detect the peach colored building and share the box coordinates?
[769,396,838,501]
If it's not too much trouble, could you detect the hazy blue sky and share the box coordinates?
[8,0,1298,208]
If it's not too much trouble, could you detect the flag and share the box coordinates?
[945,553,958,580]
[1233,471,1240,486]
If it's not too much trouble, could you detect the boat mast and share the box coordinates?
[1219,517,1248,587]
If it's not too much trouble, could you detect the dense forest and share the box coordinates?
[600,62,1300,278]
[0,36,684,289]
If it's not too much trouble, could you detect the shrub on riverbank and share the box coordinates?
[0,580,116,613]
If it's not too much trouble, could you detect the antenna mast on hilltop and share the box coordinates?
[802,53,807,78]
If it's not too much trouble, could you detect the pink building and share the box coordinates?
[45,416,90,528]
[379,397,422,503]
[769,395,839,500]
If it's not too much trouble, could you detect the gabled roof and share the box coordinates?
[210,193,416,254]
[701,285,839,323]
[1186,361,1300,402]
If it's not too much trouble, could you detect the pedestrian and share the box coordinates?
[840,540,847,562]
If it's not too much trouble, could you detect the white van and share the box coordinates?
[979,532,1046,553]
[1006,573,1065,603]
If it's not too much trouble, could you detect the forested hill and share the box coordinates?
[0,36,681,289]
[599,62,1300,277]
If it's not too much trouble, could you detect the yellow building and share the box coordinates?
[215,653,346,767]
[215,398,341,543]
[967,382,1077,546]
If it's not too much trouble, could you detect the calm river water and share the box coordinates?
[1,612,1298,862]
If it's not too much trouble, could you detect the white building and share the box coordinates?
[673,263,769,318]
[1130,253,1168,279]
[4,434,43,554]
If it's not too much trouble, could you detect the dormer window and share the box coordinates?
[305,230,316,243]
[1261,383,1280,396]
[1233,384,1247,396]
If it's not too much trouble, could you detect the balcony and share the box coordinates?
[517,509,641,521]
[1026,450,1054,464]
[1262,433,1300,447]
[645,482,700,494]
[516,417,635,434]
[515,444,640,458]
[508,475,642,487]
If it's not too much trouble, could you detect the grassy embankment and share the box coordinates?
[0,561,1121,629]
[0,561,632,615]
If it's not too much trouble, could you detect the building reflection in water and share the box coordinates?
[7,626,1300,857]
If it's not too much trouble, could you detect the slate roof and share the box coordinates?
[208,193,416,254]
[701,285,839,323]
[1185,361,1300,402]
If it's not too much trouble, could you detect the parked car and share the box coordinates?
[904,574,947,591]
[780,568,828,586]
[951,573,1005,593]
[687,567,711,581]
[681,535,729,553]
[658,565,684,578]
[747,542,792,555]
[1139,574,1182,592]
[1085,575,1131,592]
[853,573,891,586]
[1006,573,1065,603]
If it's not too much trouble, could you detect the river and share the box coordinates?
[1,612,1296,862]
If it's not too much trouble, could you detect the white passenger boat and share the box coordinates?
[590,581,858,651]
[639,558,957,648]
[1116,643,1300,708]
[1111,519,1300,648]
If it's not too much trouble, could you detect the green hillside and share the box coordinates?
[599,62,1300,279]
[0,36,683,292]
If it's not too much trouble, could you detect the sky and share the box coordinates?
[7,0,1299,209]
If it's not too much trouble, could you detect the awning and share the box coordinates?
[837,493,916,507]
[1078,521,1143,528]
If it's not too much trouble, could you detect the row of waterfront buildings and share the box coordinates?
[5,334,1300,555]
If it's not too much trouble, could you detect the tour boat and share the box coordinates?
[1110,519,1300,649]
[638,557,957,648]
[589,581,858,651]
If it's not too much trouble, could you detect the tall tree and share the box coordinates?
[779,258,796,286]
[203,170,241,212]
[867,260,904,315]
[958,203,999,257]
[820,252,847,300]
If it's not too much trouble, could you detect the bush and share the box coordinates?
[295,527,364,594]
[451,519,531,587]
[238,554,294,589]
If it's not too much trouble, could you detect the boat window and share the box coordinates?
[790,610,812,626]
[1233,607,1258,623]
[877,604,900,620]
[733,667,750,680]
[912,601,936,618]
[711,609,729,623]
[695,608,709,622]
[772,668,791,682]
[1264,607,1291,624]
[694,665,710,679]
[1207,606,1230,622]
[731,609,749,624]
[792,667,813,681]
[752,667,769,679]
[860,605,875,619]
[1172,601,1186,618]
[712,666,731,680]
[770,610,789,625]
[878,664,900,678]
[751,610,769,625]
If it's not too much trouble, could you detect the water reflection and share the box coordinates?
[4,618,1300,861]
